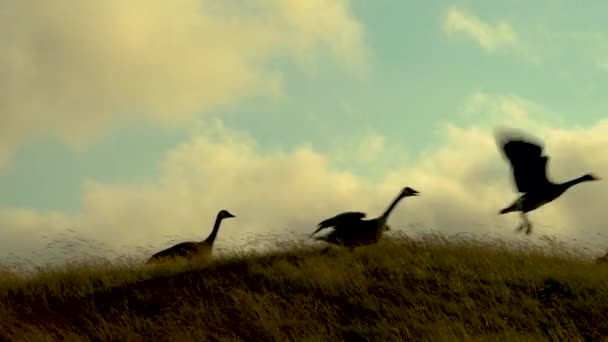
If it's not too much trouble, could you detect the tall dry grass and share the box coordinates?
[1,232,607,341]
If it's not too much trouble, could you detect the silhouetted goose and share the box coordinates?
[311,187,419,249]
[147,209,235,264]
[496,129,599,234]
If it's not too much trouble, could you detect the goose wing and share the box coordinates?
[496,130,550,192]
[310,211,366,236]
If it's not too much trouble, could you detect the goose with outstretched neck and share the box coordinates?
[147,209,235,264]
[311,187,419,250]
[496,129,599,235]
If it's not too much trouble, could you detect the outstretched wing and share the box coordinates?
[495,129,550,192]
[310,211,366,236]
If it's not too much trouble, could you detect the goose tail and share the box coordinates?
[499,204,517,214]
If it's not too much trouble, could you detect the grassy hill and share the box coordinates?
[1,233,608,341]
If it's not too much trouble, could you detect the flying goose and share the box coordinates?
[147,209,235,263]
[496,129,599,234]
[311,187,419,248]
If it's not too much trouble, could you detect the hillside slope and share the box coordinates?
[1,234,608,341]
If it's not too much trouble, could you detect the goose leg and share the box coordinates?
[520,213,533,235]
[525,221,533,235]
[515,213,526,233]
[515,214,525,233]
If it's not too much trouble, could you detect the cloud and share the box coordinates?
[330,133,386,165]
[443,7,539,63]
[1,95,608,265]
[0,0,368,166]
[459,91,564,126]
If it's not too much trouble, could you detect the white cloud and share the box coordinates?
[443,7,539,64]
[460,91,564,126]
[0,0,368,166]
[330,133,386,165]
[1,94,608,265]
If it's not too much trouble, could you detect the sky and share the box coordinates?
[1,0,608,264]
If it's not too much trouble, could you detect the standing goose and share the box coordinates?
[147,209,235,263]
[311,187,419,248]
[496,129,600,234]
